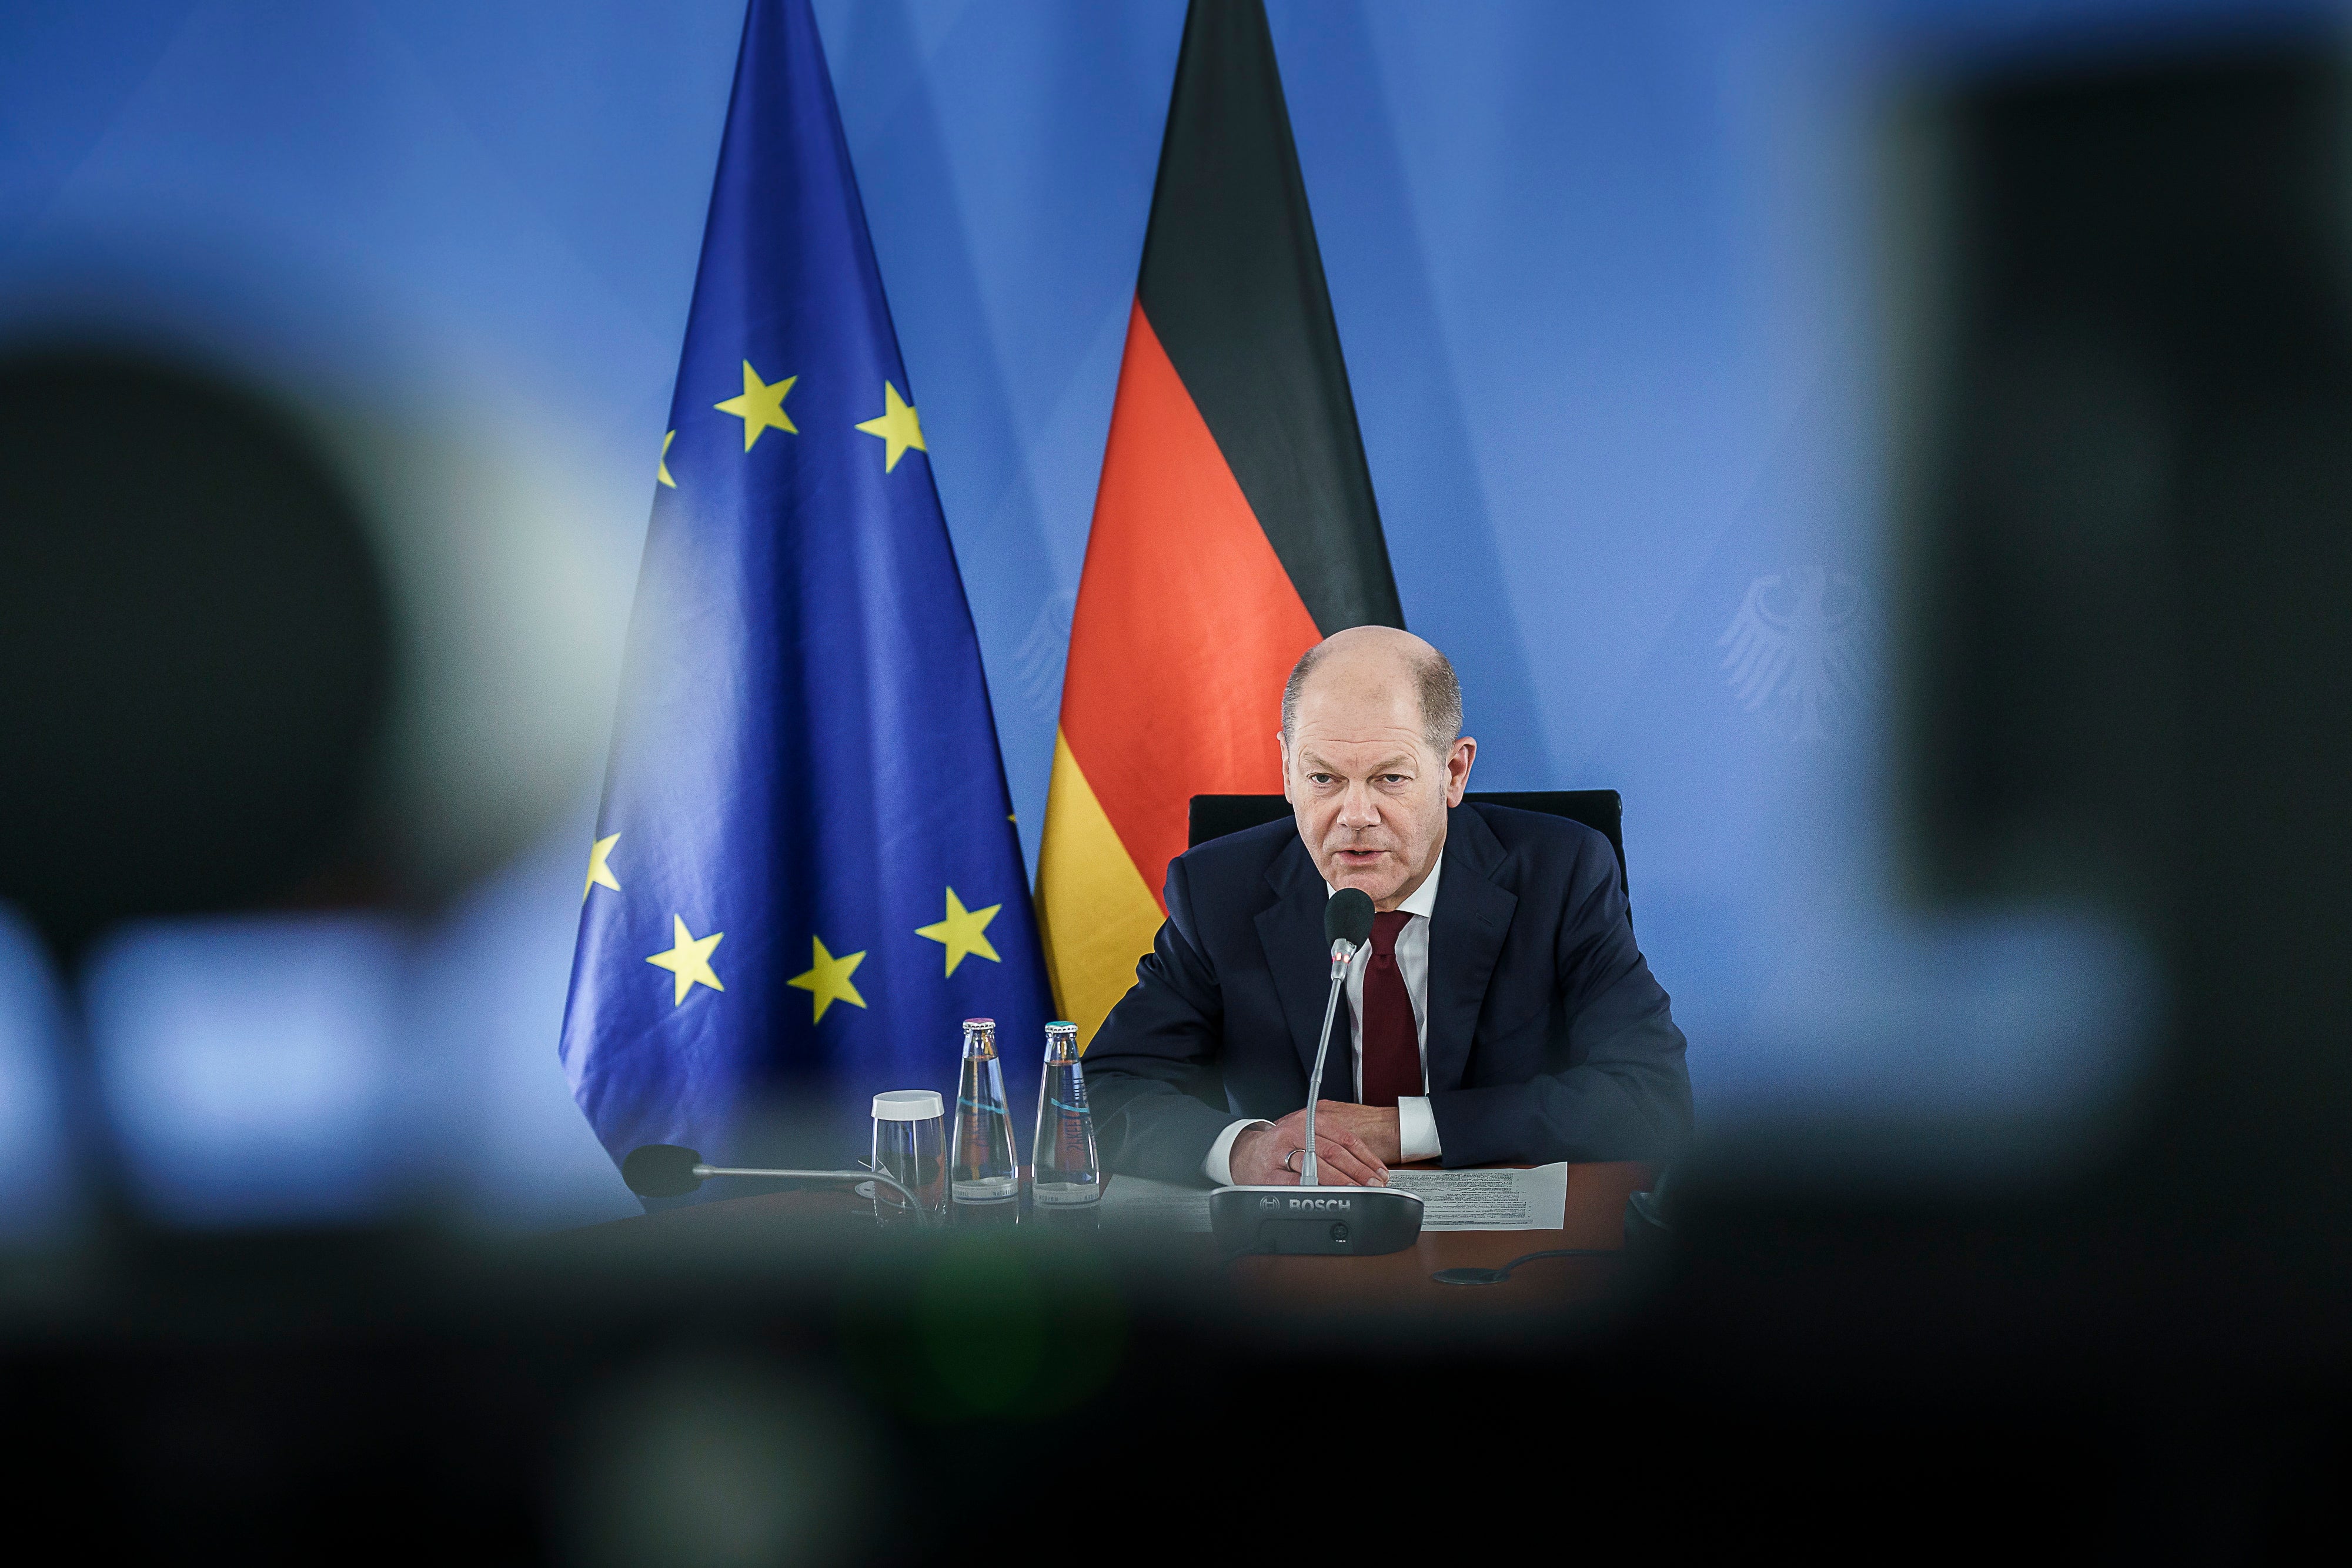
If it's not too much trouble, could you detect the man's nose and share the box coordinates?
[1337,782,1379,829]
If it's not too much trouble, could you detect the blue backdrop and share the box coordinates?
[0,0,2310,1222]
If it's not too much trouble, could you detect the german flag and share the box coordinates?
[1037,0,1402,1047]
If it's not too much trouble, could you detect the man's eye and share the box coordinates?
[1380,774,1406,784]
[1309,774,1333,785]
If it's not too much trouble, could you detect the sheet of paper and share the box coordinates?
[1381,1164,1569,1231]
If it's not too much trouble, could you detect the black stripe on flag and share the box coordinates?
[1134,0,1404,637]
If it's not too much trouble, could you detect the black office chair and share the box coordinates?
[1186,790,1628,902]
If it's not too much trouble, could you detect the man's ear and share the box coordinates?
[1446,736,1477,807]
[1277,731,1292,803]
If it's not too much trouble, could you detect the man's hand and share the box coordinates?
[1229,1102,1400,1186]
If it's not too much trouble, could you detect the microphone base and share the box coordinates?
[1209,1185,1425,1257]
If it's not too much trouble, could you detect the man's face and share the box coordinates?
[1281,667,1475,911]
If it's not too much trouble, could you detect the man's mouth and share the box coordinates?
[1334,847,1386,864]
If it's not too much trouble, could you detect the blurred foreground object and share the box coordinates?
[0,341,634,1229]
[0,907,79,1238]
[84,917,409,1226]
[0,348,393,963]
[1892,42,2352,1189]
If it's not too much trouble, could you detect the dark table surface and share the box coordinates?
[627,1161,1656,1313]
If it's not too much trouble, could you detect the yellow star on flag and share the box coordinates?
[646,914,725,1006]
[583,833,621,902]
[657,430,676,488]
[914,887,1001,977]
[714,360,798,450]
[787,935,867,1022]
[854,380,926,472]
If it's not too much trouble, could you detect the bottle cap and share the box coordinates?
[871,1089,944,1121]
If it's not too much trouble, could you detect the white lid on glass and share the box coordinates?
[871,1089,944,1121]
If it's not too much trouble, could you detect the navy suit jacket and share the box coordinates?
[1082,801,1693,1183]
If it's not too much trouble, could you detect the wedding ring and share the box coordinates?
[1283,1147,1306,1173]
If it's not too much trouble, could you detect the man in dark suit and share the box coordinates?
[1083,626,1692,1187]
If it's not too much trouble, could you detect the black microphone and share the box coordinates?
[1203,883,1424,1258]
[1327,885,1377,947]
[621,1144,918,1211]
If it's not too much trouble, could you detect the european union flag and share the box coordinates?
[560,0,1050,1171]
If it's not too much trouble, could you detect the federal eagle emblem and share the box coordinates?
[1718,567,1878,742]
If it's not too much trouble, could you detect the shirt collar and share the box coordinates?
[1322,848,1444,920]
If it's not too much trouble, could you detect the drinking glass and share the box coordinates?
[870,1089,946,1224]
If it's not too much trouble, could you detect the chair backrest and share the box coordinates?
[1185,790,1628,900]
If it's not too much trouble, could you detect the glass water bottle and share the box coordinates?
[950,1017,1019,1206]
[1031,1021,1101,1205]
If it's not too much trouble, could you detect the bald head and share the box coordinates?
[1281,626,1462,754]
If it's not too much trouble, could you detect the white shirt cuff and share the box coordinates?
[1396,1096,1442,1163]
[1204,1118,1274,1186]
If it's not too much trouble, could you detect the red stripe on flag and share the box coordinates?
[1057,300,1324,911]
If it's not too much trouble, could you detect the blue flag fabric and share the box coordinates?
[560,0,1050,1169]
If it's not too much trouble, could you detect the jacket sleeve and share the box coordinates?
[1426,843,1695,1166]
[1076,856,1241,1184]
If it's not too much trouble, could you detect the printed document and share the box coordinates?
[1382,1164,1569,1231]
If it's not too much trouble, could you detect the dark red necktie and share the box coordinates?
[1359,910,1421,1108]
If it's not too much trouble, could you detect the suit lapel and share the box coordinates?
[1425,806,1516,1094]
[1254,837,1339,1091]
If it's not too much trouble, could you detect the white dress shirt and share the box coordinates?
[1202,851,1446,1184]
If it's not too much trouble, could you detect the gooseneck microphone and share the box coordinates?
[1298,888,1375,1186]
[621,1144,918,1211]
[1202,883,1424,1258]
